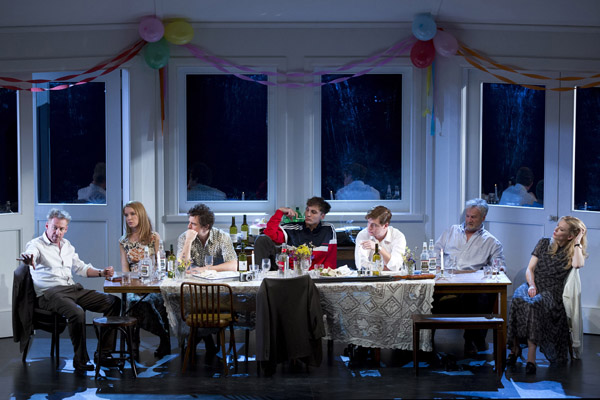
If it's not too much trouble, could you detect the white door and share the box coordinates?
[466,70,600,334]
[0,89,36,338]
[32,71,123,323]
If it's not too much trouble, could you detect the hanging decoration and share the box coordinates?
[138,16,164,42]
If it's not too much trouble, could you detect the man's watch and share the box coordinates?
[98,269,103,277]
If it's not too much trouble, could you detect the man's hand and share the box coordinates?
[360,240,376,251]
[185,229,198,243]
[278,207,297,219]
[17,254,35,269]
[104,266,114,279]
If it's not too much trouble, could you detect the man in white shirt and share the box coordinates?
[434,198,505,356]
[355,206,406,272]
[20,208,120,374]
[499,166,537,207]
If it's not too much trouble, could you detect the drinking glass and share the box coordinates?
[204,255,214,268]
[300,259,311,275]
[447,256,456,278]
[492,259,500,280]
[261,258,271,278]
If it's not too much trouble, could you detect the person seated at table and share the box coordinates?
[255,196,337,270]
[119,201,170,358]
[434,198,506,357]
[19,208,120,374]
[506,216,586,374]
[355,205,406,272]
[177,203,238,274]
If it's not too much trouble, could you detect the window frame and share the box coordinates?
[176,65,278,214]
[311,62,418,218]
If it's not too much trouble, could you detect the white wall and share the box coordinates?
[1,21,600,333]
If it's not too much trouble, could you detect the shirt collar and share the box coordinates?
[460,222,485,235]
[303,221,323,233]
[42,231,62,246]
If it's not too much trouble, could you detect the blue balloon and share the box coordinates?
[412,13,437,41]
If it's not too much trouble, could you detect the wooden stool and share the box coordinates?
[412,314,505,377]
[93,316,138,378]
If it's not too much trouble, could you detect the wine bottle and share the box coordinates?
[230,216,238,244]
[419,242,429,274]
[240,214,249,245]
[167,244,176,278]
[238,244,248,272]
[372,243,382,276]
[428,239,437,274]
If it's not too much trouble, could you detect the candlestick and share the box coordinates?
[252,251,255,268]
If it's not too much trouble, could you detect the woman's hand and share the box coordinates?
[575,226,586,244]
[527,285,537,298]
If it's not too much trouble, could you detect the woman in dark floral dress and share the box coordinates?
[507,216,587,374]
[119,201,171,358]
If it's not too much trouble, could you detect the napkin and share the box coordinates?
[197,270,218,279]
[335,265,352,276]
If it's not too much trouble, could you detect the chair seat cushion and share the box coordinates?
[186,313,233,328]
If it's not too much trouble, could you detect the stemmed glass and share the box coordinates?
[261,258,271,279]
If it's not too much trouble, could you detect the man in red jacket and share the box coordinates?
[255,196,337,270]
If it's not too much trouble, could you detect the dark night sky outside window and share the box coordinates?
[186,75,268,201]
[0,88,18,213]
[481,83,545,205]
[574,87,600,211]
[321,74,403,200]
[36,82,106,204]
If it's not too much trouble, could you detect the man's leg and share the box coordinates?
[254,235,278,271]
[38,285,90,369]
[75,287,121,354]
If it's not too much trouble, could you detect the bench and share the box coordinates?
[411,314,505,377]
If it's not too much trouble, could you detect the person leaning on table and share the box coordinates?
[354,205,406,272]
[433,198,506,357]
[19,208,120,374]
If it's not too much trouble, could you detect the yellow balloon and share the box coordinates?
[164,20,194,45]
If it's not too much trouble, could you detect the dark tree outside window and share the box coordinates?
[0,89,18,213]
[481,83,545,207]
[36,82,106,204]
[186,75,268,201]
[574,87,600,211]
[321,74,403,201]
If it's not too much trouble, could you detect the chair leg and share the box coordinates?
[245,329,250,364]
[413,323,419,375]
[94,325,103,379]
[229,325,238,370]
[125,326,137,378]
[22,338,31,364]
[220,329,228,376]
[182,329,195,373]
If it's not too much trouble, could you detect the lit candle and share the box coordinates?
[252,251,255,268]
[440,249,444,271]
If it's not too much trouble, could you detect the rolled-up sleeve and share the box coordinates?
[385,230,406,271]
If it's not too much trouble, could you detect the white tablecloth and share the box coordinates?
[160,273,434,351]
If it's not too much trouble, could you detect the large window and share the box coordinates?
[574,87,600,211]
[0,88,18,213]
[321,74,403,202]
[181,73,269,207]
[481,83,545,207]
[36,82,107,204]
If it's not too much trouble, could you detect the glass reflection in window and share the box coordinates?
[36,82,107,204]
[0,88,18,213]
[481,83,544,207]
[574,87,600,211]
[321,74,403,201]
[186,74,268,201]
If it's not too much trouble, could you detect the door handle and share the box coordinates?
[548,215,558,222]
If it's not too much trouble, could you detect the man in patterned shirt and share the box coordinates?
[177,203,237,273]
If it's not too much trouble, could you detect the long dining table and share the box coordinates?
[104,269,511,354]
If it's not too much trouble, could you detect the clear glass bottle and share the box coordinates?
[419,242,429,274]
[140,246,152,282]
[428,239,437,274]
[157,240,167,278]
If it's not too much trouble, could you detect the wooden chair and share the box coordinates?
[12,263,69,369]
[180,282,238,375]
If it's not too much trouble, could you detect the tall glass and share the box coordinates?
[447,256,456,278]
[261,258,271,279]
[204,255,214,268]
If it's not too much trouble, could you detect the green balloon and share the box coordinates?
[143,38,170,69]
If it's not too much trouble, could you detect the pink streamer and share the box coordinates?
[183,36,417,87]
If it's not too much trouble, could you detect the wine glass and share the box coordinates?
[261,258,271,278]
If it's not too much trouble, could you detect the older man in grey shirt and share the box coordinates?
[434,198,505,356]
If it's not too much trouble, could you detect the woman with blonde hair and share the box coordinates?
[119,201,170,358]
[506,216,587,374]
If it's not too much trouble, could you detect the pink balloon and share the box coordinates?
[410,40,435,69]
[433,30,458,57]
[139,16,164,43]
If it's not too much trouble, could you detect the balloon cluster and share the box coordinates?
[138,16,195,69]
[410,13,458,68]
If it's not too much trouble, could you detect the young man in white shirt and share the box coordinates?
[355,206,406,272]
